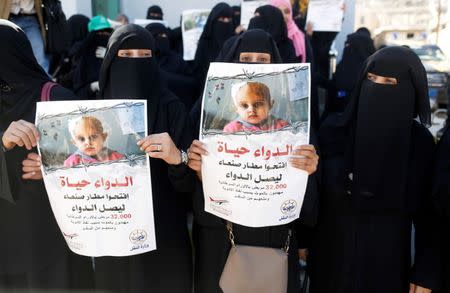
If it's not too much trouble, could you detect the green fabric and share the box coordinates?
[88,15,111,32]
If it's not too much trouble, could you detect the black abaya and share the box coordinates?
[73,28,112,99]
[190,29,320,293]
[248,5,298,63]
[0,19,93,292]
[193,3,235,84]
[326,32,375,114]
[309,46,440,293]
[96,24,194,293]
[145,23,199,109]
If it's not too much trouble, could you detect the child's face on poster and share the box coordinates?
[72,121,107,157]
[234,86,273,125]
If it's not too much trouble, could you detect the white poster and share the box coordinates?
[200,63,311,227]
[306,0,344,32]
[182,9,211,61]
[35,100,156,257]
[241,0,269,29]
[134,18,169,28]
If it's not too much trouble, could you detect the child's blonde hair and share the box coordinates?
[68,116,105,139]
[231,81,272,106]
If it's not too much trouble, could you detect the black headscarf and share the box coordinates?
[145,23,198,109]
[223,29,282,63]
[356,27,371,38]
[194,3,235,81]
[334,32,375,95]
[200,3,234,46]
[68,14,89,45]
[325,46,431,210]
[248,5,297,62]
[145,23,171,55]
[73,28,112,97]
[67,14,90,57]
[99,24,162,101]
[146,5,163,20]
[231,5,241,29]
[0,20,49,129]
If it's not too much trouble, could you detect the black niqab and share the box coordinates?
[334,32,375,94]
[68,14,89,45]
[194,3,235,81]
[231,5,241,28]
[67,14,90,57]
[248,5,297,62]
[146,5,163,20]
[338,46,431,210]
[0,20,49,129]
[200,3,234,45]
[99,24,161,101]
[145,23,171,57]
[73,28,112,97]
[223,29,282,63]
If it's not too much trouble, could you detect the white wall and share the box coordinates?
[61,0,92,18]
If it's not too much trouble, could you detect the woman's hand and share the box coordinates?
[22,152,43,180]
[235,25,245,35]
[289,145,319,175]
[2,120,40,151]
[137,132,182,165]
[187,140,208,179]
[409,283,432,293]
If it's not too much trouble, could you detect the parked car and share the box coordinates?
[411,45,449,110]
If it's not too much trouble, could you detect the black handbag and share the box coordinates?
[41,0,71,54]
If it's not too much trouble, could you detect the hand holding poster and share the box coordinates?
[200,63,310,227]
[35,100,156,257]
[182,9,211,61]
[306,0,344,32]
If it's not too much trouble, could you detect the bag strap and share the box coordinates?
[226,221,292,253]
[40,81,58,102]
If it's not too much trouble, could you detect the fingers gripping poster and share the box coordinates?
[200,63,310,227]
[35,100,156,257]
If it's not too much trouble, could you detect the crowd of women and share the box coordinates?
[1,1,450,293]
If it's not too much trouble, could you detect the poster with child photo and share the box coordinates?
[200,62,310,227]
[35,100,156,257]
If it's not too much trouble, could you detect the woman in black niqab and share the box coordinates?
[146,5,164,20]
[0,20,49,128]
[189,29,320,293]
[0,19,93,292]
[309,46,440,293]
[73,27,112,98]
[325,31,375,114]
[57,14,90,89]
[67,14,90,57]
[145,22,199,109]
[193,3,235,82]
[145,23,192,76]
[248,5,298,63]
[96,24,195,293]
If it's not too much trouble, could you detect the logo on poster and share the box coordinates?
[129,229,147,244]
[281,199,297,215]
[209,196,232,215]
[63,231,78,239]
[209,196,229,205]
